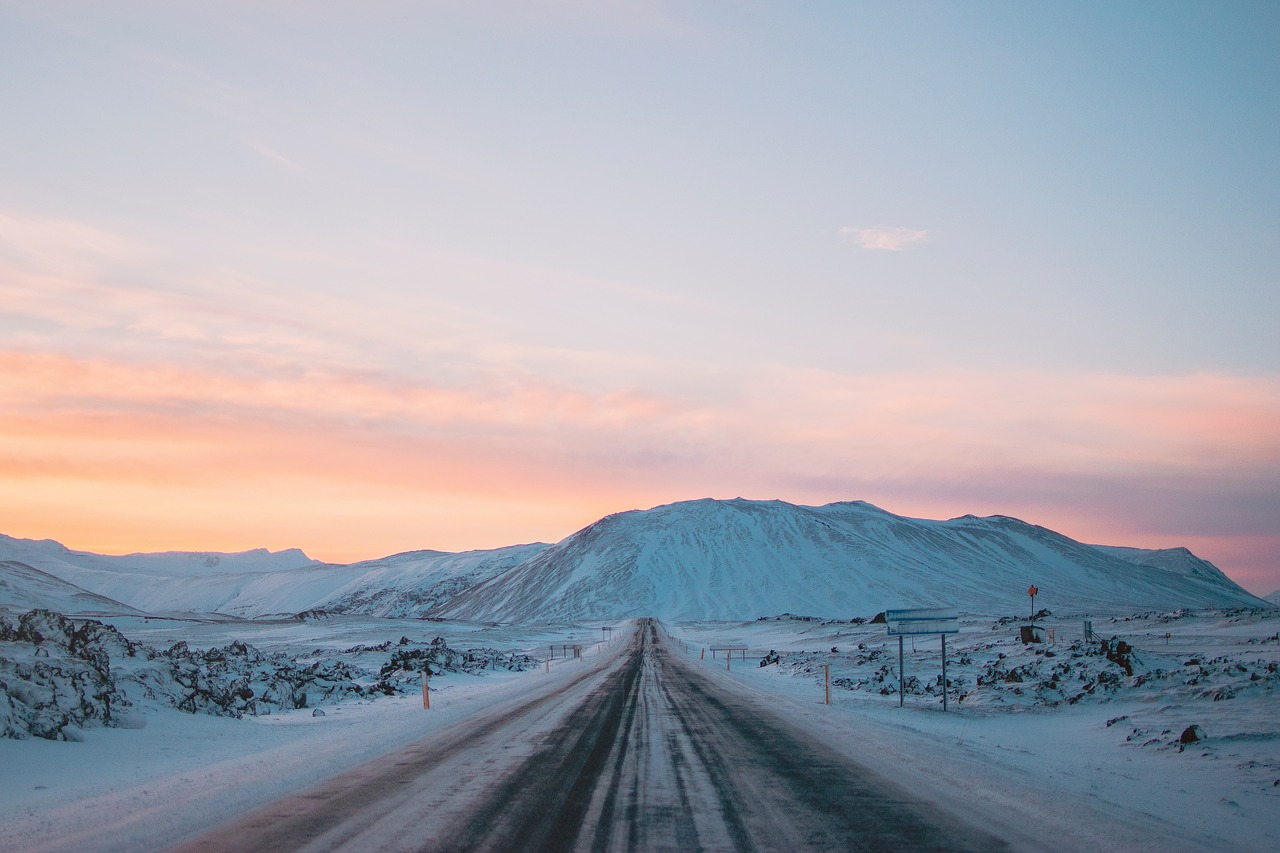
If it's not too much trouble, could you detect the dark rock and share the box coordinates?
[1180,724,1206,744]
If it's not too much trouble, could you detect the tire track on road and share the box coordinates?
[170,620,1010,852]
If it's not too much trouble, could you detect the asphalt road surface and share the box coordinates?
[169,620,1008,852]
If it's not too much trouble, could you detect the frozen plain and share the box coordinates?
[1,609,1277,852]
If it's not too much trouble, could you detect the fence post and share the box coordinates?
[825,664,830,705]
[422,673,430,710]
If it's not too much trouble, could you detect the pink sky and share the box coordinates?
[2,4,1278,597]
[3,332,1277,594]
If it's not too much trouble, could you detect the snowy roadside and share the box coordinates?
[667,610,1280,852]
[0,615,625,853]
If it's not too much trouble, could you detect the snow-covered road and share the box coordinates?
[167,619,1005,852]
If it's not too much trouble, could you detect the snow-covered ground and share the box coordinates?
[670,608,1280,851]
[2,608,1277,851]
[0,614,619,853]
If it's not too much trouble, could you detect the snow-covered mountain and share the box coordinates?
[1266,590,1280,606]
[0,534,548,618]
[0,561,142,616]
[431,499,1270,621]
[1,500,1270,621]
[0,536,318,580]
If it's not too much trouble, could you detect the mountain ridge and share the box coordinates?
[1,500,1270,620]
[431,499,1269,621]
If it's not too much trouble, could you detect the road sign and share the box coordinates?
[886,607,957,620]
[885,607,959,636]
[885,607,959,711]
[886,617,959,635]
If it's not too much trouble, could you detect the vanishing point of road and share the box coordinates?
[169,619,1007,852]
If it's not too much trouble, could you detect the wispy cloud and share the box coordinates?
[839,226,930,251]
[243,139,304,171]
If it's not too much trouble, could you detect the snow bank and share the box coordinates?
[670,607,1280,850]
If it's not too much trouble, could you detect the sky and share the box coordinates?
[1,1,1278,595]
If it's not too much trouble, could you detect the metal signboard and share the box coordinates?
[886,607,957,621]
[884,607,960,711]
[887,618,959,635]
[885,607,959,636]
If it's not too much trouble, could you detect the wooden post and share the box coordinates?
[422,673,430,710]
[545,658,549,673]
[825,664,830,705]
[701,648,705,660]
[726,652,731,671]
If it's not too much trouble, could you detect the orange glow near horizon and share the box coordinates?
[3,344,1278,592]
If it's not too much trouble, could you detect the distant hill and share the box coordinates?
[1266,590,1280,606]
[2,500,1269,621]
[0,534,547,618]
[0,560,142,616]
[430,499,1269,621]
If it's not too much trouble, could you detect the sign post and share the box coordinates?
[1028,585,1038,622]
[941,633,947,711]
[885,608,960,711]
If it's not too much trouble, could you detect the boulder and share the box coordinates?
[1180,724,1206,744]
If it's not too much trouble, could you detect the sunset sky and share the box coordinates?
[2,1,1278,595]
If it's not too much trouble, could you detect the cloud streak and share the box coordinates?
[839,225,930,251]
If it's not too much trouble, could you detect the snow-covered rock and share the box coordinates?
[0,610,133,739]
[0,610,540,740]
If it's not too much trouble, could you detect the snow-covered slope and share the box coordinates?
[1091,544,1238,585]
[1266,590,1280,606]
[314,545,550,617]
[0,561,142,616]
[0,534,549,618]
[431,499,1269,622]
